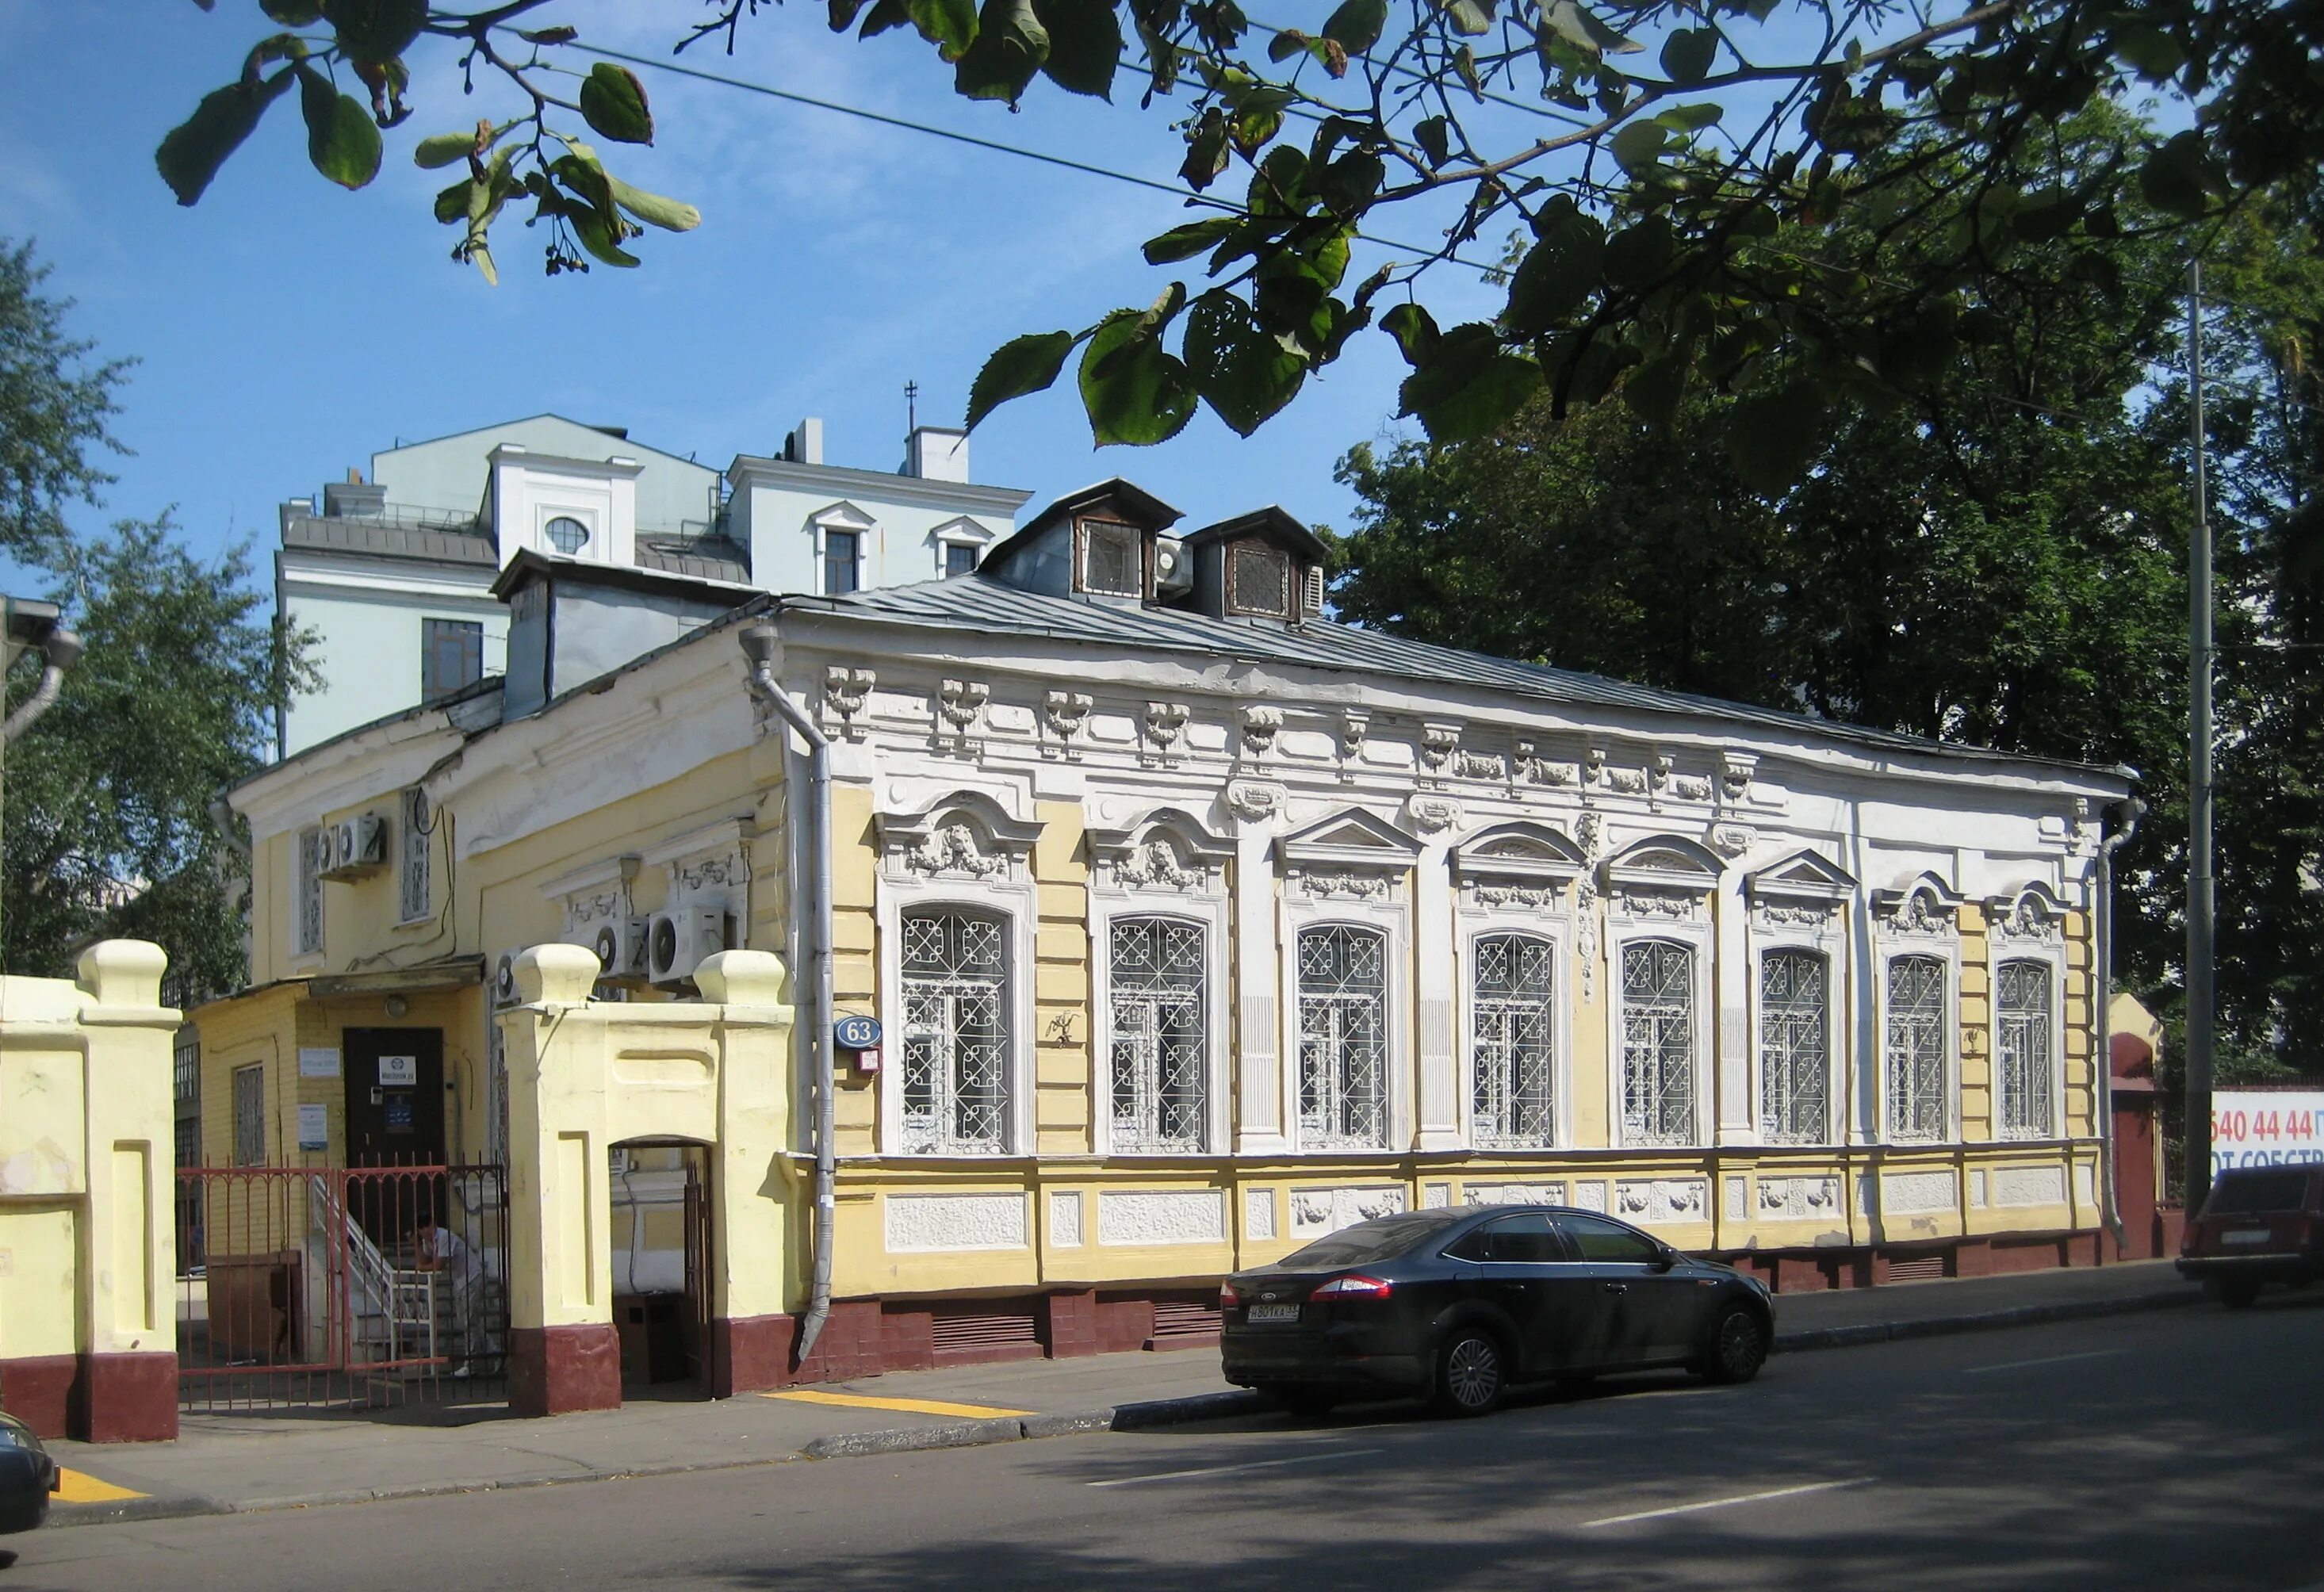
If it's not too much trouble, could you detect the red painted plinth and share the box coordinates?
[80,1352,178,1443]
[509,1324,623,1417]
[0,1356,77,1440]
[709,1315,794,1397]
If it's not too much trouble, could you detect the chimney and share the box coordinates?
[905,426,970,484]
[783,418,824,466]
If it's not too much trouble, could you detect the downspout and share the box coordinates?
[2096,796,2146,1259]
[738,618,837,1363]
[2,626,82,744]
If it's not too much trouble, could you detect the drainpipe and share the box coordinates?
[738,618,837,1364]
[2,623,82,744]
[2096,795,2146,1259]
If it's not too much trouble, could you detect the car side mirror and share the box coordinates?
[1652,1248,1679,1271]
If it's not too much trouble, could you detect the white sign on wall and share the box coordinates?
[297,1104,330,1150]
[377,1054,419,1088]
[297,1047,341,1079]
[2213,1090,2324,1178]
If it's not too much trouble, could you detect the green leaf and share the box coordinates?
[262,0,325,22]
[1414,115,1452,168]
[1322,0,1386,52]
[1655,102,1721,133]
[1317,151,1384,216]
[2112,24,2184,82]
[967,329,1078,430]
[1621,352,1687,425]
[579,62,655,144]
[1267,29,1309,63]
[318,0,426,62]
[568,204,641,268]
[607,174,701,232]
[1724,382,1828,492]
[1538,0,1641,55]
[1183,291,1307,436]
[1143,216,1241,263]
[1601,213,1671,286]
[1399,324,1542,442]
[413,128,477,169]
[955,0,1051,103]
[1181,109,1231,190]
[1032,0,1123,97]
[1380,301,1440,365]
[1078,311,1198,446]
[1660,27,1715,84]
[1504,199,1603,333]
[296,66,382,189]
[908,0,980,57]
[155,71,295,206]
[1443,0,1494,35]
[432,177,473,224]
[829,0,870,29]
[1610,119,1667,175]
[2138,129,2215,220]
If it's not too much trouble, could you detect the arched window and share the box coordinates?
[543,515,590,555]
[1996,959,2054,1138]
[899,906,1010,1154]
[1108,916,1208,1152]
[1886,955,1948,1140]
[1472,932,1556,1147]
[1298,924,1388,1149]
[1759,949,1829,1143]
[1620,940,1696,1146]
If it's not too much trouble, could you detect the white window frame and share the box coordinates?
[1277,809,1420,1155]
[1603,836,1721,1150]
[1989,882,2070,1141]
[810,502,878,595]
[874,792,1041,1158]
[293,825,325,960]
[1744,851,1852,1148]
[929,515,992,580]
[1087,809,1233,1157]
[398,787,433,925]
[1453,821,1584,1152]
[1872,873,1966,1145]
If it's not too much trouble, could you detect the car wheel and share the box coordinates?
[1700,1306,1768,1385]
[2219,1276,2261,1310]
[1432,1328,1507,1418]
[1258,1384,1340,1418]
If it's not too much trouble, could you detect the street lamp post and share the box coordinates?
[2184,258,2215,1213]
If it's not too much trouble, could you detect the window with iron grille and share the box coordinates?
[232,1063,265,1165]
[1620,940,1697,1145]
[1472,932,1556,1147]
[1298,924,1389,1149]
[901,907,1011,1154]
[1081,521,1143,596]
[295,826,324,956]
[1996,959,2054,1138]
[1886,955,1948,1141]
[823,530,861,595]
[421,618,484,702]
[1758,949,1830,1143]
[174,1116,201,1171]
[1108,917,1208,1152]
[1227,542,1290,617]
[174,1025,201,1104]
[399,787,431,923]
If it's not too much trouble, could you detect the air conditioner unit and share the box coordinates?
[492,951,522,1007]
[648,906,728,986]
[589,916,650,983]
[319,813,388,880]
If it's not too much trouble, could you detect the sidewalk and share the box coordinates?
[43,1259,2192,1528]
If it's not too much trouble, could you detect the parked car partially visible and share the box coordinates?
[0,1410,59,1533]
[2179,1165,2324,1308]
[1220,1205,1774,1418]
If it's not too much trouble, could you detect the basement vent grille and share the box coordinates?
[1886,1254,1947,1282]
[928,1305,1039,1355]
[1151,1299,1223,1341]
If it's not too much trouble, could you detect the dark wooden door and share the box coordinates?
[341,1028,446,1166]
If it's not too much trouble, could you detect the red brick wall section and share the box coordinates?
[79,1353,178,1444]
[1094,1295,1155,1354]
[0,1356,77,1441]
[1044,1291,1099,1358]
[709,1315,794,1397]
[509,1324,622,1417]
[792,1299,886,1383]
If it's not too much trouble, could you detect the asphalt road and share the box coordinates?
[12,1294,2323,1591]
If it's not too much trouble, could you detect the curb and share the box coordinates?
[48,1283,2202,1529]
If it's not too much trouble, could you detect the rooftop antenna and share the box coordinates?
[905,379,919,435]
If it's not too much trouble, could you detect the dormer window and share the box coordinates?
[1227,542,1292,618]
[544,515,590,555]
[1080,519,1146,598]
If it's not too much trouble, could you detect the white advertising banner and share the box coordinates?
[2212,1090,2324,1179]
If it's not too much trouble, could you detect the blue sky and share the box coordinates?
[0,1,1524,581]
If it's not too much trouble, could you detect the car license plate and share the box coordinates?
[1246,1303,1301,1324]
[2223,1229,2273,1246]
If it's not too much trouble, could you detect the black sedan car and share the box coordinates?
[1221,1204,1774,1417]
[0,1410,59,1533]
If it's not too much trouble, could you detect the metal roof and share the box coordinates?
[280,511,497,566]
[784,575,2130,780]
[638,534,752,584]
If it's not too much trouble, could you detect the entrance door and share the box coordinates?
[342,1028,448,1166]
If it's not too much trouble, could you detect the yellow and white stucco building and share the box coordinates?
[193,478,2139,1416]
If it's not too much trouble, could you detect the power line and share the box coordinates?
[565,40,1492,273]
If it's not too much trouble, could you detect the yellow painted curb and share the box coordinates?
[55,1468,147,1505]
[764,1389,1033,1419]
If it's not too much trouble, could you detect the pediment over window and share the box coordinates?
[1605,834,1723,890]
[810,499,878,532]
[1990,879,2069,943]
[1745,848,1855,904]
[1874,871,1963,936]
[1088,806,1232,894]
[1278,807,1423,869]
[875,790,1043,882]
[1453,821,1586,885]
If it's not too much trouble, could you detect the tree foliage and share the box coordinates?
[160,0,2317,465]
[1,241,308,1007]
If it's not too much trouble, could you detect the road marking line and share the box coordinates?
[54,1468,147,1505]
[1962,1349,2125,1376]
[1087,1447,1385,1489]
[1582,1478,1869,1528]
[764,1389,1032,1418]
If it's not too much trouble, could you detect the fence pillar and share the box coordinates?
[694,951,795,1395]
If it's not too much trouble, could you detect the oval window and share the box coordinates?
[544,515,590,554]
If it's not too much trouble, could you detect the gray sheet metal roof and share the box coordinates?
[281,512,496,565]
[787,576,2129,780]
[638,534,752,584]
